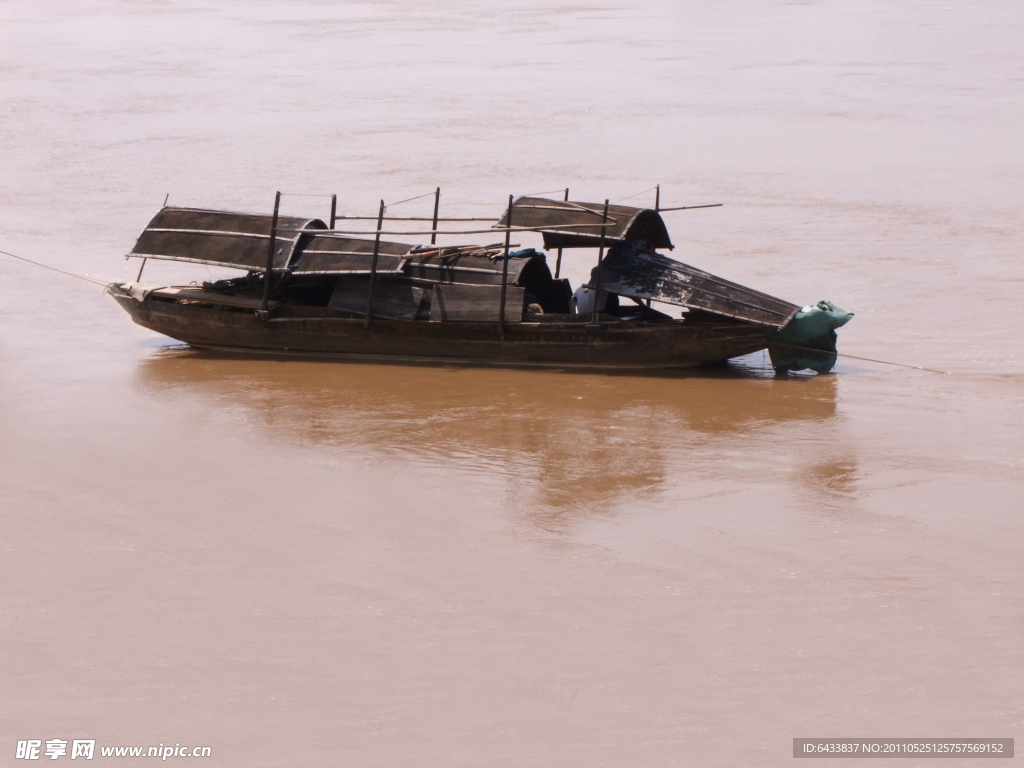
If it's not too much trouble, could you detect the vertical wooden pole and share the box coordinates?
[498,194,513,336]
[329,194,337,229]
[364,200,385,329]
[590,199,609,325]
[648,185,659,307]
[554,187,568,279]
[430,187,440,246]
[137,193,169,282]
[261,191,281,314]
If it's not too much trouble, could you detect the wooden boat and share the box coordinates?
[108,193,851,372]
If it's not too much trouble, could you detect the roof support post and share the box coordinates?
[430,187,440,246]
[364,200,385,329]
[648,185,658,307]
[329,194,337,229]
[260,191,281,314]
[554,187,568,279]
[498,193,512,337]
[590,199,610,326]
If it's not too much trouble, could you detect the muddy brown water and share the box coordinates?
[1,1,1022,766]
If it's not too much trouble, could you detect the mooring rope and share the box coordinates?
[387,191,437,208]
[765,340,952,375]
[0,248,111,288]
[681,320,955,375]
[613,185,659,204]
[520,188,570,198]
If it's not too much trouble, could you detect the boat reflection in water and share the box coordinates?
[136,350,843,534]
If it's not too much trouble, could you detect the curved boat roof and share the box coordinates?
[292,234,413,275]
[130,206,327,272]
[496,196,673,250]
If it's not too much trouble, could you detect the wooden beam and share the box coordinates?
[261,191,281,314]
[430,187,440,246]
[590,199,609,326]
[364,200,385,329]
[498,193,512,336]
[554,186,568,279]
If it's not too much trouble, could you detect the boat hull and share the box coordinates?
[112,294,769,369]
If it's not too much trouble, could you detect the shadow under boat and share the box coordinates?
[109,193,852,374]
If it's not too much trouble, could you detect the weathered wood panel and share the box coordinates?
[328,277,424,320]
[430,284,525,322]
[596,242,799,328]
[402,254,534,286]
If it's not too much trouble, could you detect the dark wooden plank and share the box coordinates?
[149,287,279,310]
[431,284,525,322]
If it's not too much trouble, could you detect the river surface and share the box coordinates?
[1,1,1022,765]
